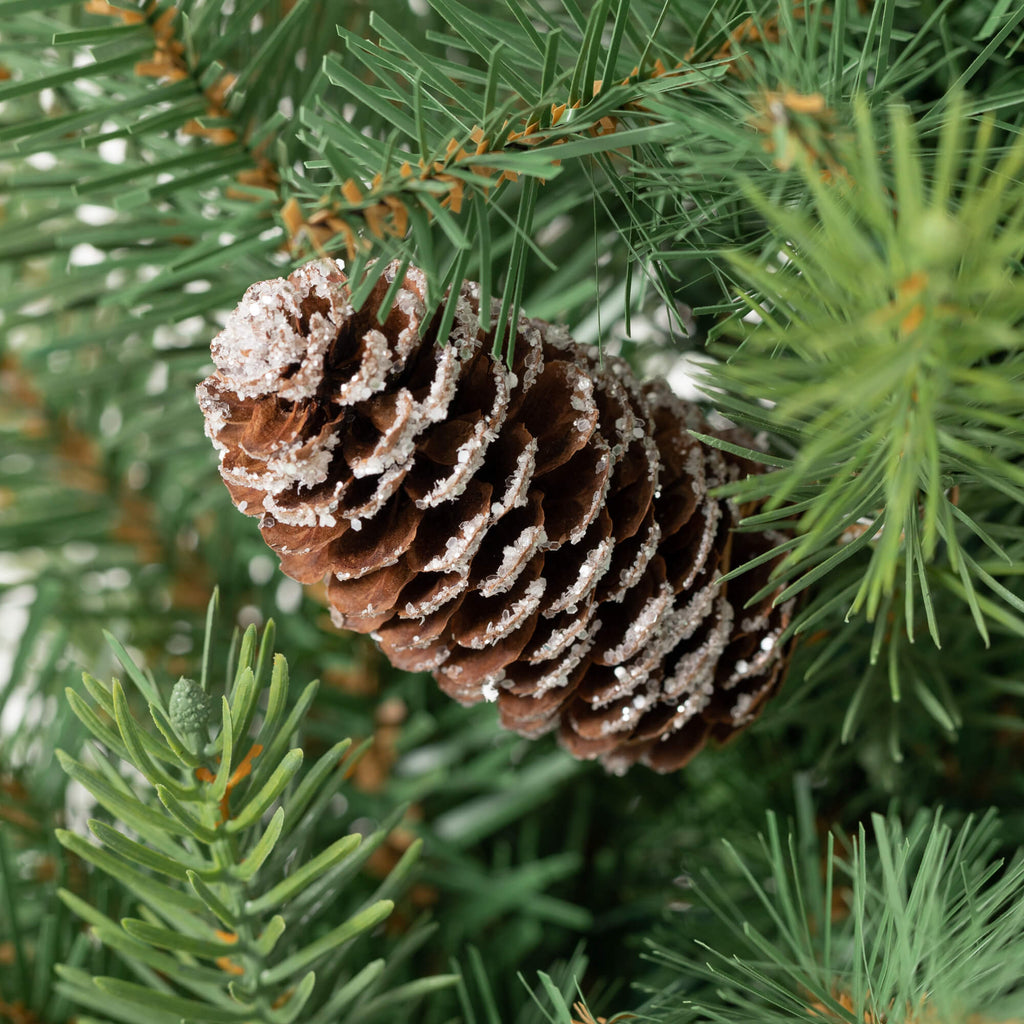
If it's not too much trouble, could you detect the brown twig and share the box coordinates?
[281,56,698,258]
[808,990,1020,1023]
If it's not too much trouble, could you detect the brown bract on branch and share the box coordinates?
[571,1002,636,1024]
[278,55,703,259]
[690,0,874,71]
[84,2,282,203]
[691,4,809,72]
[750,88,849,179]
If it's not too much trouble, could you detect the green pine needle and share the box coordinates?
[53,595,454,1024]
[699,95,1024,640]
[644,808,1024,1024]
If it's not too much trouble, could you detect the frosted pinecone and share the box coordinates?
[197,259,794,773]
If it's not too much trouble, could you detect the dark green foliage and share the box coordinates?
[3,0,1024,1022]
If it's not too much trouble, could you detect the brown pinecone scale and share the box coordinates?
[198,259,793,773]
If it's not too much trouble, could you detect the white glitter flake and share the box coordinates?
[531,610,594,663]
[491,439,537,518]
[601,583,674,664]
[731,690,763,724]
[473,577,547,646]
[545,537,613,615]
[481,525,547,598]
[422,510,489,573]
[678,501,721,591]
[662,598,734,698]
[529,638,592,696]
[610,520,661,600]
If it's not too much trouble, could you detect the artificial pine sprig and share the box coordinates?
[699,95,1024,639]
[641,807,1024,1024]
[52,596,456,1024]
[296,0,711,352]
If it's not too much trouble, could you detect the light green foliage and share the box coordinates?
[700,98,1024,644]
[639,805,1024,1024]
[52,597,453,1024]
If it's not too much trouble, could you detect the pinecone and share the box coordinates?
[197,259,794,773]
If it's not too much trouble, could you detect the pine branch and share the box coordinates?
[0,344,218,837]
[453,943,624,1024]
[640,807,1024,1024]
[0,0,284,308]
[745,550,1024,800]
[0,353,211,604]
[0,1,297,610]
[289,0,726,355]
[0,0,359,758]
[605,0,1024,319]
[52,595,456,1024]
[696,95,1024,639]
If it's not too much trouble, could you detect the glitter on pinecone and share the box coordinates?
[197,259,794,773]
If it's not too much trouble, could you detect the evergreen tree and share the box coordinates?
[2,1,1023,1022]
